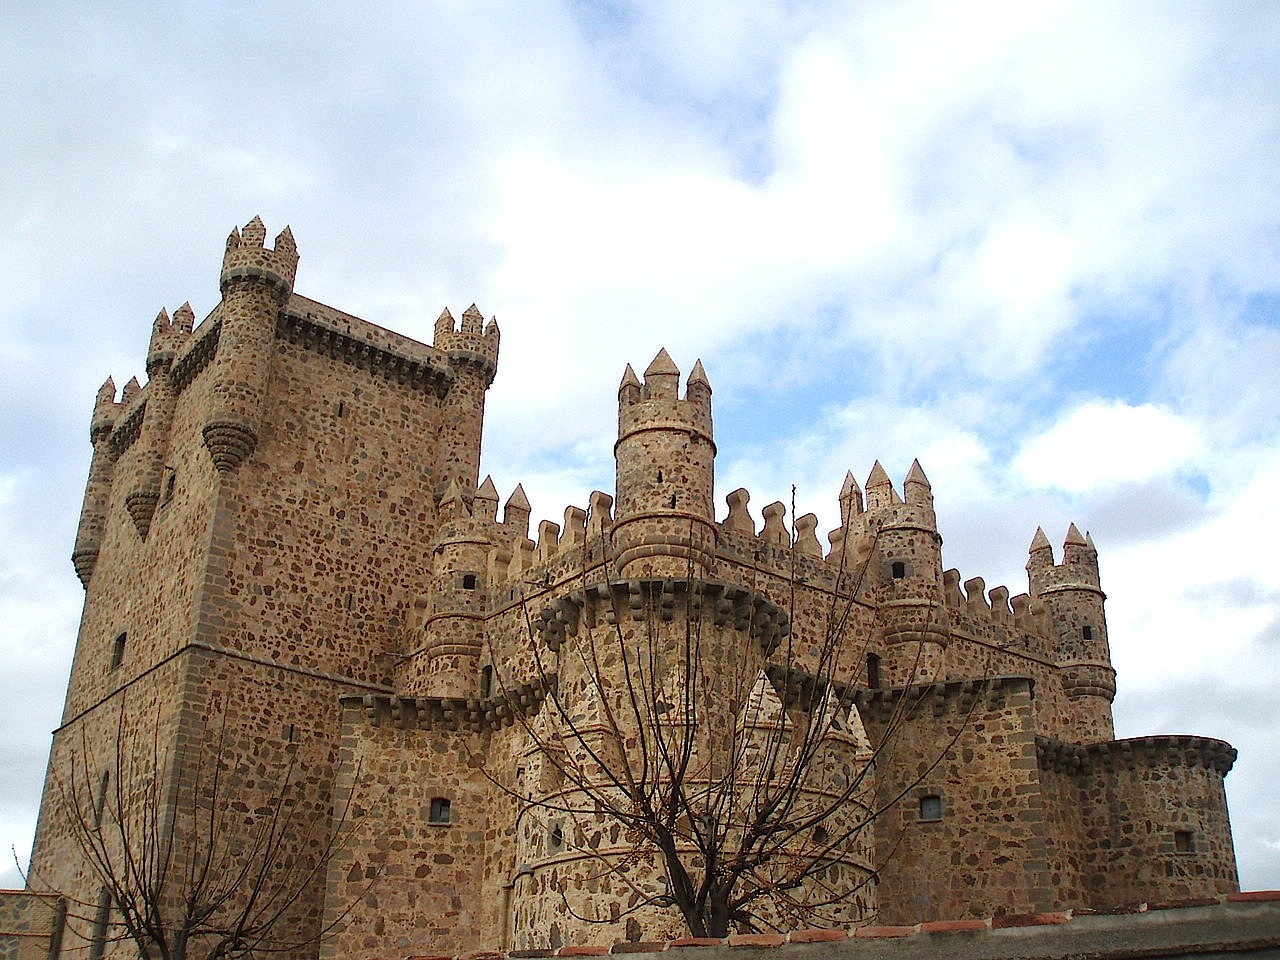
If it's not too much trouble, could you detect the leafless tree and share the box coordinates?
[26,702,376,960]
[490,508,990,940]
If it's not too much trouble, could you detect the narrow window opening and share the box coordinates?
[919,795,943,822]
[656,470,663,483]
[345,593,354,611]
[1082,625,1094,641]
[161,468,177,504]
[891,561,907,579]
[110,633,126,670]
[88,888,111,960]
[93,771,110,828]
[480,664,493,698]
[669,493,677,509]
[284,723,296,744]
[428,797,452,824]
[1174,830,1196,854]
[866,653,882,689]
[548,821,564,853]
[462,573,478,590]
[337,400,346,417]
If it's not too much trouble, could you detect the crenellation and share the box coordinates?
[31,220,1240,960]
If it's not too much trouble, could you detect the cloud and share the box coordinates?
[1013,401,1203,495]
[1,0,1278,895]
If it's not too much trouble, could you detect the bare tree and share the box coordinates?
[490,509,990,941]
[26,702,376,960]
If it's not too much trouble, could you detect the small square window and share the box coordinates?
[429,797,451,824]
[1082,625,1093,641]
[462,574,477,590]
[891,561,907,579]
[919,795,943,822]
[1174,830,1196,854]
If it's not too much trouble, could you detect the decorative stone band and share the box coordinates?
[219,262,294,299]
[878,597,952,648]
[1059,661,1117,701]
[852,676,1033,723]
[348,676,555,733]
[279,310,453,396]
[530,578,790,658]
[1036,734,1237,777]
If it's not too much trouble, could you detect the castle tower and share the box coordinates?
[123,304,191,537]
[70,378,122,585]
[202,217,297,472]
[868,460,949,685]
[433,305,500,496]
[413,480,493,698]
[612,351,716,579]
[1027,524,1116,742]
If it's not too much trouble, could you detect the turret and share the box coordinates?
[413,480,494,698]
[124,305,190,537]
[433,305,500,497]
[868,460,949,685]
[1027,525,1116,742]
[202,217,298,473]
[612,350,717,579]
[71,378,122,585]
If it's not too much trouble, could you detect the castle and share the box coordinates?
[17,218,1238,958]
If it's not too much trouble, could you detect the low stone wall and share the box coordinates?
[358,892,1280,960]
[0,891,63,960]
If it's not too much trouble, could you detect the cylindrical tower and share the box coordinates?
[202,217,297,473]
[433,305,500,498]
[869,460,949,685]
[71,377,122,586]
[612,350,717,579]
[124,303,190,537]
[416,481,492,698]
[1027,524,1116,742]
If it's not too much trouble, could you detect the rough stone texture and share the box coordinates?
[27,220,1240,960]
[0,892,63,960]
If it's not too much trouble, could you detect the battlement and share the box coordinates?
[433,305,500,384]
[1027,524,1102,595]
[220,215,298,297]
[616,349,713,438]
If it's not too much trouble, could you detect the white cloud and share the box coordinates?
[1,0,1279,896]
[1013,401,1204,495]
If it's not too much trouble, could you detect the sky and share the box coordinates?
[1,1,1278,894]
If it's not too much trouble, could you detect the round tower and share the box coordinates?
[868,460,949,685]
[417,480,493,698]
[124,303,191,537]
[433,305,500,498]
[71,377,122,586]
[1026,524,1116,742]
[611,350,716,579]
[202,217,297,473]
